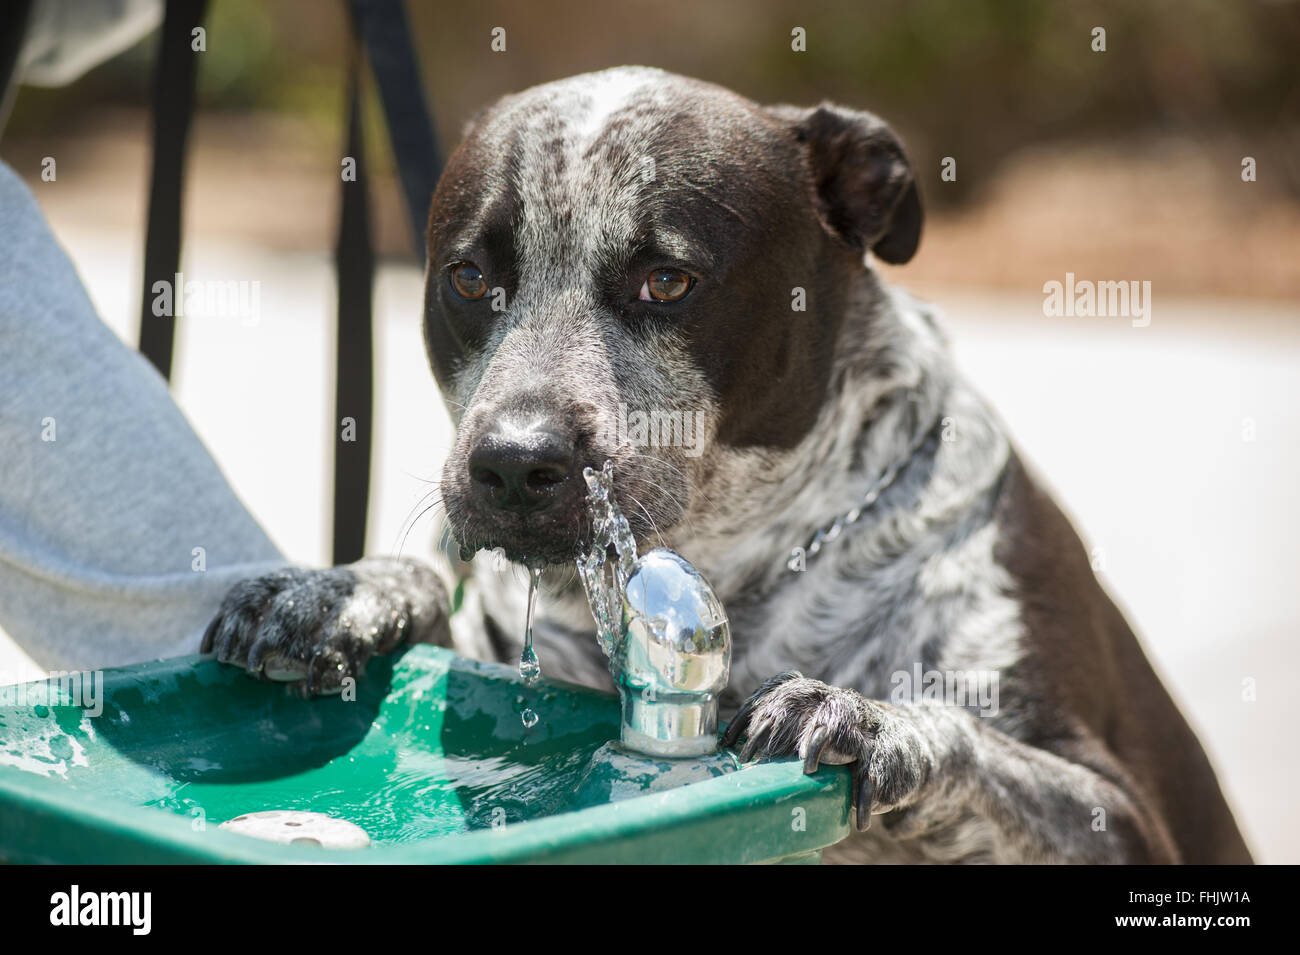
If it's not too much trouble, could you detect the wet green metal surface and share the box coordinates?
[0,645,850,863]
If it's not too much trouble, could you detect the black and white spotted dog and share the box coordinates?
[203,67,1251,864]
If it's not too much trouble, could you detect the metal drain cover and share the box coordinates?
[219,810,370,849]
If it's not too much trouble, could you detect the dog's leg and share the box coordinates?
[724,671,1178,863]
[200,557,451,695]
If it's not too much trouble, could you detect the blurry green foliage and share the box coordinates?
[7,0,1298,201]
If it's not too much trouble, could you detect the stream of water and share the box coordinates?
[519,565,543,728]
[576,460,638,664]
[515,461,636,729]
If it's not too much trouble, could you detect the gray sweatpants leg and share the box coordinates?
[0,160,285,678]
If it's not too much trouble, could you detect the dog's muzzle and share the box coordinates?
[467,419,577,516]
[449,409,602,564]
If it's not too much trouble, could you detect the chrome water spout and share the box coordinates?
[617,550,730,756]
[577,462,731,758]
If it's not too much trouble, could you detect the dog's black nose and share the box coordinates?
[468,425,575,513]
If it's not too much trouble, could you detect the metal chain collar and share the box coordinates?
[786,418,942,574]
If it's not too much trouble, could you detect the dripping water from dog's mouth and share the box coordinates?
[452,471,640,730]
[453,509,627,570]
[518,565,543,729]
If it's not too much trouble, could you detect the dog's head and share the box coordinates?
[424,66,921,566]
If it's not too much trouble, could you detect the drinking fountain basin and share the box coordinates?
[0,645,851,863]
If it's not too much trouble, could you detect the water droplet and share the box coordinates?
[521,708,538,729]
[519,645,540,685]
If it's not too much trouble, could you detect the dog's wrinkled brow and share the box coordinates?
[631,227,715,271]
[439,201,518,272]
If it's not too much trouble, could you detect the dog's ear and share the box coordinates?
[769,103,923,264]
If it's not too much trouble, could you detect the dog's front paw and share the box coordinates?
[200,558,450,695]
[722,671,931,831]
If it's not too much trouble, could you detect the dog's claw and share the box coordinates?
[722,701,757,749]
[305,649,345,696]
[740,719,773,762]
[200,615,219,655]
[803,724,830,775]
[724,670,803,750]
[304,655,323,695]
[721,715,747,749]
[853,748,874,831]
[245,637,269,676]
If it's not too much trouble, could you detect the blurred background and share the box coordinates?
[0,0,1296,860]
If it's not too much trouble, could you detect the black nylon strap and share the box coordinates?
[331,0,441,563]
[138,0,207,382]
[130,0,437,564]
[0,0,35,139]
[346,0,441,257]
[331,46,374,566]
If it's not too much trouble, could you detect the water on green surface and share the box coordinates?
[1,648,620,846]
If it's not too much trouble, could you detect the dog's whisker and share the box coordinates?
[393,489,445,557]
[395,501,444,559]
[617,450,708,540]
[629,496,667,551]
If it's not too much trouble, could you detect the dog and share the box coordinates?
[202,66,1252,864]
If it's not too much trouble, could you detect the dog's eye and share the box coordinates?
[639,268,693,303]
[450,262,488,300]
